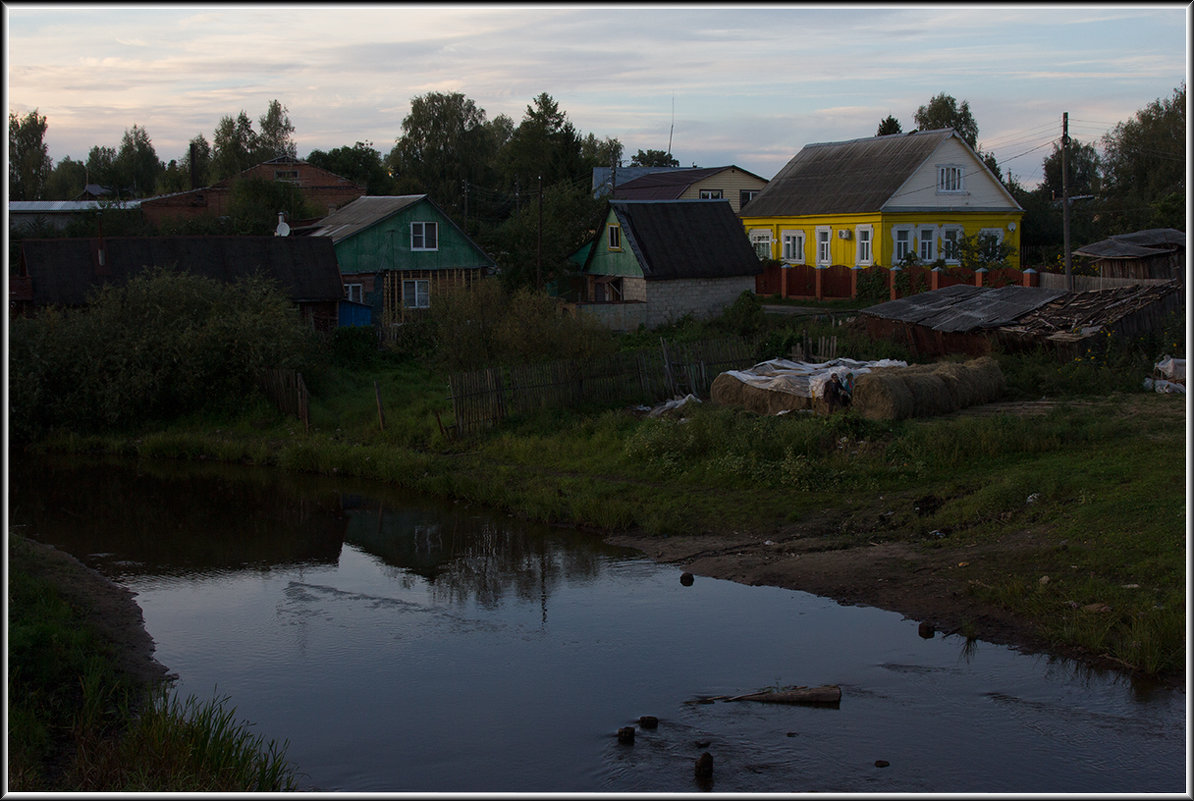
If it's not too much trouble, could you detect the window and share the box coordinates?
[274,170,299,183]
[918,227,936,262]
[893,228,912,264]
[781,230,805,263]
[345,283,363,303]
[855,226,873,265]
[816,227,832,265]
[937,165,965,193]
[749,229,772,260]
[411,221,438,251]
[699,189,723,200]
[402,279,430,309]
[941,227,963,263]
[740,189,759,208]
[607,224,621,250]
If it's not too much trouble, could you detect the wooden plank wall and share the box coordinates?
[448,337,754,436]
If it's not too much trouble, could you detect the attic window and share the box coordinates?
[699,189,723,200]
[607,224,622,251]
[411,221,438,251]
[937,165,965,193]
[274,170,300,183]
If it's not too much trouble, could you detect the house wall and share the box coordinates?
[743,211,1023,269]
[679,170,769,213]
[890,137,1017,211]
[644,275,755,328]
[586,209,647,279]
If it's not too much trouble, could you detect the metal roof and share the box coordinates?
[9,199,142,212]
[1072,228,1186,260]
[303,195,426,242]
[612,166,767,201]
[861,284,1067,332]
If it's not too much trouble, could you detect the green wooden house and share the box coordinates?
[303,195,495,325]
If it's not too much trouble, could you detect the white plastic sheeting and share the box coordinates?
[721,357,909,400]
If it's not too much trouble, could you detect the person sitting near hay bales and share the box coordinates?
[825,372,852,413]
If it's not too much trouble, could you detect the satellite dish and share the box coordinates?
[275,221,291,237]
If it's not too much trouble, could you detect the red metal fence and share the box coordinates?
[756,262,1043,302]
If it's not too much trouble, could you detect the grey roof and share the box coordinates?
[19,236,344,306]
[592,200,763,281]
[591,166,690,196]
[742,129,985,218]
[10,199,142,213]
[302,195,426,242]
[1072,228,1186,260]
[860,284,1068,332]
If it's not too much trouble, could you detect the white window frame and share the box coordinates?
[937,164,965,193]
[892,227,913,264]
[918,226,937,262]
[941,225,964,264]
[411,221,438,251]
[855,225,873,266]
[781,230,805,264]
[345,282,363,303]
[402,278,430,309]
[607,223,622,250]
[739,189,759,208]
[699,189,723,200]
[815,226,832,266]
[749,228,772,260]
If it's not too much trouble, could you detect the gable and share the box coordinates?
[885,136,1021,212]
[587,200,762,281]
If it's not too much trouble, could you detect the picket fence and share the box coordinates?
[259,368,309,432]
[447,337,755,437]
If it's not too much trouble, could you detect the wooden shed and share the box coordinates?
[1072,228,1185,282]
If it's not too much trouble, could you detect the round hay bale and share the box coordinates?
[902,370,956,417]
[852,369,915,420]
[963,356,1005,404]
[710,373,810,415]
[932,361,977,409]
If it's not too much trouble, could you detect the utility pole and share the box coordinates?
[536,175,543,289]
[1062,112,1072,291]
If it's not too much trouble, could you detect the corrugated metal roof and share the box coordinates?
[861,285,1067,332]
[741,129,959,218]
[303,195,426,242]
[1072,228,1186,260]
[594,200,762,281]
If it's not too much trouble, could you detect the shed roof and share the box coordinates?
[302,195,426,242]
[18,236,344,306]
[860,284,1067,332]
[594,200,763,281]
[742,129,997,218]
[1072,228,1186,260]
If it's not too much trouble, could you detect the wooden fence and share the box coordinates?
[448,337,755,436]
[260,368,309,431]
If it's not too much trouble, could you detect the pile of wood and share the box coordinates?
[851,357,1005,421]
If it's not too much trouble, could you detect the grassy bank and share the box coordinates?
[8,534,298,791]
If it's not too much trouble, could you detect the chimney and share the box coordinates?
[190,141,199,189]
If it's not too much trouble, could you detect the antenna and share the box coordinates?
[667,94,674,158]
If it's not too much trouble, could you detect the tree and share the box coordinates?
[581,133,624,170]
[85,145,118,193]
[876,115,902,136]
[211,111,259,181]
[113,124,162,197]
[306,141,396,195]
[257,99,297,160]
[46,156,87,200]
[629,148,679,167]
[913,93,978,148]
[1040,138,1101,200]
[498,93,585,190]
[490,179,605,291]
[392,92,502,220]
[9,109,52,201]
[1100,84,1185,231]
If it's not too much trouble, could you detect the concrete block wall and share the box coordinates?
[645,276,755,328]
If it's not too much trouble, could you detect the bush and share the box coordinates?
[9,269,318,441]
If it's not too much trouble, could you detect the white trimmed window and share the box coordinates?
[918,227,937,262]
[937,165,965,193]
[941,226,963,264]
[699,189,723,200]
[345,283,363,303]
[781,230,805,263]
[749,229,772,260]
[411,221,438,251]
[607,224,622,250]
[816,226,832,265]
[402,279,430,309]
[892,227,913,264]
[855,225,873,265]
[739,189,759,208]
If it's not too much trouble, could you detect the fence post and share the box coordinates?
[889,266,901,300]
[374,380,386,431]
[815,265,824,301]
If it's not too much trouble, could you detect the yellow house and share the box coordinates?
[740,129,1024,270]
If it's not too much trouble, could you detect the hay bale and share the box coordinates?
[962,356,1005,403]
[710,372,811,415]
[852,368,915,420]
[902,370,956,417]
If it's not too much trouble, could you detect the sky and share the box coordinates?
[4,3,1189,188]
